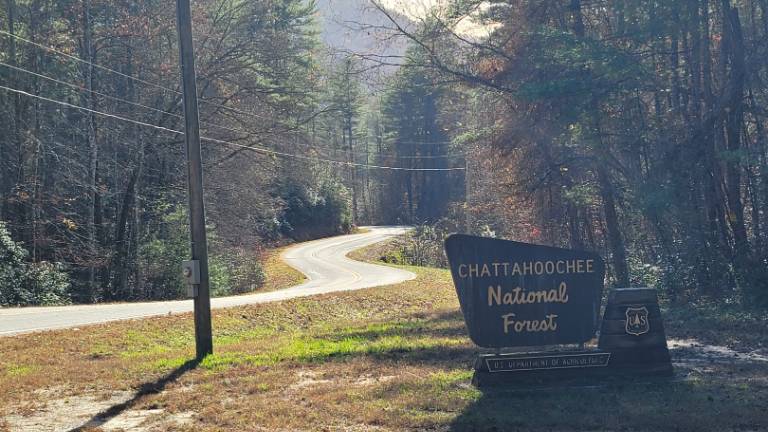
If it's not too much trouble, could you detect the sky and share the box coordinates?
[314,0,496,75]
[377,0,497,37]
[377,0,440,19]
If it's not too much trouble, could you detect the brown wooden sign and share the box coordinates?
[445,235,605,348]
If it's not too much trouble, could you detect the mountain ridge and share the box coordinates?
[314,0,411,61]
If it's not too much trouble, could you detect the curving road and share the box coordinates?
[0,226,414,336]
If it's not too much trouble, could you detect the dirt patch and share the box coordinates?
[2,390,194,432]
[288,371,396,391]
[289,371,334,390]
[669,338,768,365]
[5,391,132,431]
[352,375,396,387]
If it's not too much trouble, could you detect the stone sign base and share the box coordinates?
[597,287,673,377]
[472,349,670,387]
[472,350,609,387]
[473,287,674,387]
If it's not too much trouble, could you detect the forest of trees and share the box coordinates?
[2,0,767,308]
[370,0,768,305]
[0,0,360,304]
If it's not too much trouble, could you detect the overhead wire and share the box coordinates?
[0,84,187,135]
[208,139,466,171]
[0,31,465,150]
[0,29,273,121]
[0,30,178,95]
[1,61,466,161]
[0,61,249,138]
[0,85,466,172]
[272,138,466,160]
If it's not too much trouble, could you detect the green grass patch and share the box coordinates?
[118,328,194,359]
[3,364,35,378]
[199,352,270,371]
[151,356,190,373]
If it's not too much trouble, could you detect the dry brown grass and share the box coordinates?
[346,237,399,263]
[259,245,306,293]
[2,251,768,431]
[0,266,465,431]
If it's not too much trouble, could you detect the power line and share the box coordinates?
[0,61,264,138]
[0,31,466,151]
[1,61,466,161]
[0,84,187,135]
[0,85,466,172]
[384,139,456,146]
[2,63,372,148]
[283,140,466,160]
[208,139,466,171]
[0,61,177,116]
[0,29,272,121]
[0,30,178,94]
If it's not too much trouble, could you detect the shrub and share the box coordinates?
[227,248,267,295]
[280,177,352,241]
[0,221,70,306]
[394,222,453,269]
[0,221,27,304]
[140,208,190,300]
[24,261,71,305]
[208,256,233,297]
[380,247,406,265]
[140,208,265,299]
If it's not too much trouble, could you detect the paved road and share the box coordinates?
[0,226,414,336]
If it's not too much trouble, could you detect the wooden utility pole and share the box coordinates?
[176,0,213,359]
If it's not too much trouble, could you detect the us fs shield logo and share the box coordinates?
[625,306,650,336]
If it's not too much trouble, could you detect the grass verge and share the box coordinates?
[346,236,400,264]
[259,245,306,293]
[1,248,767,431]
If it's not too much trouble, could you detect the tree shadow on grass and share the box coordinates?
[326,310,470,341]
[447,367,768,432]
[301,309,481,367]
[337,309,768,431]
[67,358,200,432]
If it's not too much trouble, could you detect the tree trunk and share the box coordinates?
[597,166,630,287]
[111,168,139,299]
[749,90,767,257]
[82,0,99,301]
[721,1,752,280]
[3,0,26,237]
[347,119,358,226]
[570,0,585,36]
[1,0,19,222]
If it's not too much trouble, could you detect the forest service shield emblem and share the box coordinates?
[625,306,650,336]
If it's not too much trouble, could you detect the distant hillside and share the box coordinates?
[314,0,411,68]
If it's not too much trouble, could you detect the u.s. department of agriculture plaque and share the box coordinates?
[444,234,605,348]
